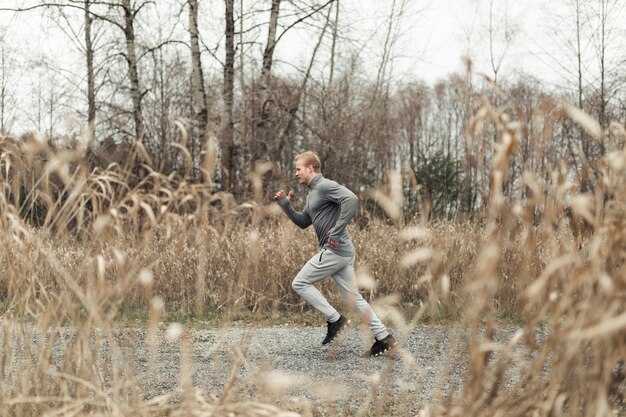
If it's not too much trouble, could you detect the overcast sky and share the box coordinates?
[0,0,624,134]
[275,0,578,87]
[0,0,593,83]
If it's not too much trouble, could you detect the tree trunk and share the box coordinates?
[261,0,281,87]
[221,0,235,191]
[575,0,583,111]
[189,0,208,176]
[328,0,339,88]
[598,0,607,142]
[48,83,54,139]
[84,0,96,137]
[0,45,6,134]
[157,50,169,172]
[253,0,281,162]
[276,0,334,164]
[122,0,144,142]
[237,0,247,194]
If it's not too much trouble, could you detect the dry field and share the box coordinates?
[1,106,626,416]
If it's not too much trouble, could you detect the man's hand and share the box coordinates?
[273,190,293,201]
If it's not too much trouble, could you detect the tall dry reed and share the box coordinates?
[1,98,625,416]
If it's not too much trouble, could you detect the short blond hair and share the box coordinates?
[295,151,321,172]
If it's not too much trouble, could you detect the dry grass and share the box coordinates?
[1,104,626,416]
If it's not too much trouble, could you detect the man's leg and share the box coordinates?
[329,253,390,341]
[292,249,348,322]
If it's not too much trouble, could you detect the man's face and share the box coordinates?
[295,159,315,185]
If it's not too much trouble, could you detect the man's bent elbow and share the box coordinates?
[296,221,311,229]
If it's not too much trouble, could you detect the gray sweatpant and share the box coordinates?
[292,248,390,340]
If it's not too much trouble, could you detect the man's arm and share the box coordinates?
[324,181,358,241]
[274,190,312,229]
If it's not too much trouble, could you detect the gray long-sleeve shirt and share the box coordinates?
[277,174,358,257]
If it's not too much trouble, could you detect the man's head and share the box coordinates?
[294,151,321,185]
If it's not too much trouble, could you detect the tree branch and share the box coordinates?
[138,39,190,61]
[133,0,155,18]
[274,0,334,45]
[0,3,124,31]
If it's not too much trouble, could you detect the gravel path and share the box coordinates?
[133,326,472,398]
[131,324,530,408]
[3,322,530,414]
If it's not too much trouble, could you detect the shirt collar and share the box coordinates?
[308,174,323,189]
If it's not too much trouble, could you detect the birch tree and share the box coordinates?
[118,0,144,141]
[188,0,208,157]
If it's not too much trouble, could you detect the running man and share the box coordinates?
[274,151,397,357]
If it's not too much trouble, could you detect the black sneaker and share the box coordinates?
[365,334,397,357]
[322,315,350,345]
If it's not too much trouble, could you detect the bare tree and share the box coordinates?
[188,0,208,162]
[74,0,150,142]
[536,0,595,188]
[275,0,336,174]
[541,0,591,110]
[84,0,95,136]
[373,0,407,100]
[461,0,516,95]
[485,0,517,88]
[251,0,282,164]
[1,2,97,138]
[221,0,235,190]
[54,0,99,138]
[119,0,144,141]
[587,0,624,136]
[0,40,17,134]
[573,0,585,111]
[327,0,340,88]
[1,0,152,142]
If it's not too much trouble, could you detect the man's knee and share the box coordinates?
[292,276,306,294]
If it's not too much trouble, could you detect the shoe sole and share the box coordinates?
[322,319,351,345]
[326,320,352,359]
[367,343,398,358]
